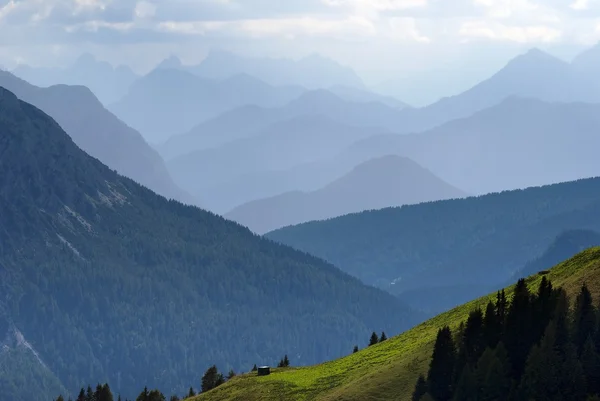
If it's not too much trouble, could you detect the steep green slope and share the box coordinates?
[0,87,420,401]
[267,178,600,311]
[198,247,600,401]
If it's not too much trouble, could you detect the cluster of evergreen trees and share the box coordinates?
[53,364,235,401]
[277,355,290,368]
[352,331,387,354]
[413,278,600,401]
[52,384,174,401]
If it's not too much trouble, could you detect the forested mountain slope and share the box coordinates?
[267,177,600,312]
[0,87,420,401]
[0,71,194,205]
[197,248,600,401]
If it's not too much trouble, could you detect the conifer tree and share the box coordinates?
[283,354,290,367]
[379,332,387,342]
[136,387,150,401]
[169,396,179,401]
[147,389,166,401]
[97,384,114,401]
[581,336,600,395]
[574,283,597,354]
[57,396,65,401]
[77,388,86,401]
[369,331,379,346]
[251,364,258,372]
[462,308,485,366]
[412,375,428,401]
[519,323,561,401]
[483,301,500,348]
[478,343,512,401]
[452,365,477,401]
[505,279,532,378]
[227,369,236,380]
[187,387,195,398]
[427,326,456,401]
[496,289,508,326]
[554,289,571,358]
[201,365,224,393]
[353,345,359,353]
[86,386,95,401]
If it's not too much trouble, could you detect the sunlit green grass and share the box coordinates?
[197,247,600,401]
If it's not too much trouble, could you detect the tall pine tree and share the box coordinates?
[427,326,456,401]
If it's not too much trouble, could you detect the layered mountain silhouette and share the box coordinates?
[166,115,387,212]
[162,48,600,161]
[160,90,403,160]
[110,68,305,143]
[511,229,600,281]
[175,50,366,89]
[226,155,466,234]
[12,53,138,105]
[345,97,600,195]
[0,86,420,401]
[0,70,194,205]
[327,85,411,109]
[268,177,600,314]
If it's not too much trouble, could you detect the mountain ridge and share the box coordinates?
[0,86,420,401]
[0,70,195,206]
[226,155,466,234]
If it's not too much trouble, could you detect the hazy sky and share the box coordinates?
[1,0,599,93]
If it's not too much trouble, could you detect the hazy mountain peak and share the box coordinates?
[226,154,465,234]
[156,54,184,70]
[74,52,97,65]
[506,47,566,70]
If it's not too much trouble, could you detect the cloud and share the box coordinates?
[459,20,562,43]
[157,16,377,40]
[0,0,598,74]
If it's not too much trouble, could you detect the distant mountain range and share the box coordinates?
[344,97,600,195]
[156,50,366,90]
[0,70,194,205]
[0,86,420,401]
[160,89,407,160]
[226,155,466,234]
[109,69,305,143]
[267,177,600,315]
[12,53,138,105]
[163,47,600,162]
[166,115,388,213]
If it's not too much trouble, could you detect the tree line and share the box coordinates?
[413,277,600,401]
[53,355,296,401]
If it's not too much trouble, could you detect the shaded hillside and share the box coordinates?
[197,248,600,401]
[167,116,387,213]
[12,53,138,105]
[0,87,420,401]
[160,90,401,160]
[267,177,600,312]
[0,71,194,206]
[110,69,304,143]
[226,156,466,234]
[345,97,600,195]
[512,229,600,281]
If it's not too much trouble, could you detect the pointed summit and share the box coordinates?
[155,54,184,70]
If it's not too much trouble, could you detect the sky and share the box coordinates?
[1,0,600,103]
